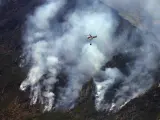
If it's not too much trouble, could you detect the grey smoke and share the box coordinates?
[0,0,10,6]
[19,0,160,112]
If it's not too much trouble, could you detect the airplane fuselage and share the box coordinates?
[87,36,97,40]
[87,35,97,45]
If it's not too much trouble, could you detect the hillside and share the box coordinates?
[0,0,160,120]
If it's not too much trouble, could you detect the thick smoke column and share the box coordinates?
[20,0,160,112]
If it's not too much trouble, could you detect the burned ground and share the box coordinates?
[0,0,160,120]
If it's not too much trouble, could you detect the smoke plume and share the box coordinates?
[19,0,160,112]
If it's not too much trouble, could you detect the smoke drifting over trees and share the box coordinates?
[18,0,160,112]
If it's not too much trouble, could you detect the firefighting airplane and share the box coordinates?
[87,34,97,45]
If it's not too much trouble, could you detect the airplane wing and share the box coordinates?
[93,36,97,38]
[87,34,92,39]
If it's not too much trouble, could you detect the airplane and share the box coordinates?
[87,34,97,45]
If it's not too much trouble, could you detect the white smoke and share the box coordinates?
[102,0,160,29]
[19,0,160,112]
